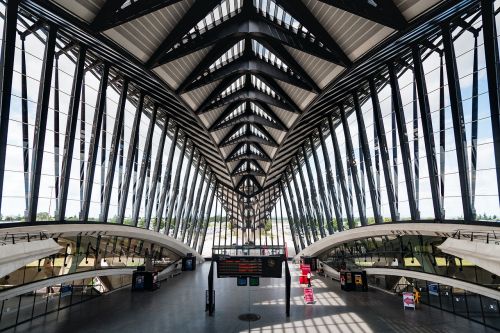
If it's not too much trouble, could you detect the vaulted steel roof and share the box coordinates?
[22,0,457,216]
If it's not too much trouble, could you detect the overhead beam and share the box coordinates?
[146,0,221,67]
[210,112,284,132]
[316,0,407,30]
[93,0,184,31]
[183,57,314,93]
[220,134,279,148]
[153,15,351,66]
[91,0,127,28]
[200,88,299,114]
[276,0,351,65]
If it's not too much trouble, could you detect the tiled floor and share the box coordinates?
[9,262,495,332]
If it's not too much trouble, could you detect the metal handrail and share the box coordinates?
[0,231,49,245]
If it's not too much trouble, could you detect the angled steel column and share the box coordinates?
[186,160,207,244]
[199,180,217,254]
[132,104,158,226]
[318,125,342,232]
[79,76,86,214]
[155,126,179,232]
[296,155,319,241]
[81,63,110,222]
[471,33,479,212]
[339,104,368,226]
[174,146,195,239]
[391,99,398,212]
[284,171,306,249]
[439,54,445,210]
[117,93,144,224]
[412,45,444,221]
[280,181,300,254]
[481,0,500,206]
[279,186,285,248]
[442,23,473,222]
[212,182,219,249]
[100,104,107,214]
[144,152,151,226]
[118,124,125,208]
[28,24,58,222]
[221,187,227,247]
[369,77,399,222]
[302,144,325,238]
[359,135,366,216]
[273,186,279,247]
[144,116,169,229]
[101,78,129,222]
[131,136,139,215]
[327,116,355,229]
[20,37,30,218]
[180,152,199,241]
[262,189,267,246]
[229,189,234,246]
[192,171,212,249]
[0,0,20,216]
[289,167,311,245]
[388,62,419,220]
[56,45,87,221]
[165,135,187,235]
[310,134,333,234]
[53,57,60,214]
[413,78,420,210]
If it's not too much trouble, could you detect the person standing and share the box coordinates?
[307,272,311,287]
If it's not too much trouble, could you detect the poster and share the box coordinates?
[428,283,439,296]
[135,275,144,289]
[304,287,315,304]
[403,292,415,310]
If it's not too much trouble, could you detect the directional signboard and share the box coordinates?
[403,292,415,310]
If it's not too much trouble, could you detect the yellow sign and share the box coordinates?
[355,274,362,285]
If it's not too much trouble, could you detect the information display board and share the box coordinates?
[215,255,283,278]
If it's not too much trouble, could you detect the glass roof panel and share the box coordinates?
[172,0,243,52]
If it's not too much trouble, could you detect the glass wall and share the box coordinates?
[0,6,218,254]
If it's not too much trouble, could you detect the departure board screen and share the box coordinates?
[215,256,283,278]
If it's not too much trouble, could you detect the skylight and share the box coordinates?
[253,0,313,40]
[250,102,274,123]
[204,40,245,77]
[249,124,268,140]
[228,125,246,141]
[216,75,246,102]
[171,0,243,52]
[252,40,289,72]
[251,75,279,100]
[249,144,263,156]
[220,102,247,124]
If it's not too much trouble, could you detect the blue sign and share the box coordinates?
[428,283,439,296]
[237,276,247,286]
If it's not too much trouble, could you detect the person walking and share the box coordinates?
[307,272,311,287]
